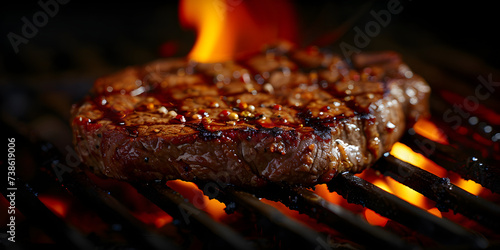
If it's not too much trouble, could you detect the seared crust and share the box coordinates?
[71,47,430,187]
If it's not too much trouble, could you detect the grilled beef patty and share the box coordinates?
[71,46,430,187]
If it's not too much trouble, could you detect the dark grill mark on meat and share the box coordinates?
[312,125,332,141]
[190,123,224,141]
[71,45,430,187]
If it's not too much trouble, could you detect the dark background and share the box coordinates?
[1,0,499,149]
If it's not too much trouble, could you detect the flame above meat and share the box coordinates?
[180,0,296,62]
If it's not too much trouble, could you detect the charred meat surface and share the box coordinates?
[71,46,430,187]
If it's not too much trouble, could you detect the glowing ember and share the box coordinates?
[427,207,442,218]
[260,198,334,233]
[135,212,173,229]
[388,120,490,217]
[203,197,227,221]
[154,214,174,228]
[167,180,226,220]
[390,142,447,177]
[360,179,389,226]
[38,195,69,218]
[364,208,388,227]
[387,178,428,209]
[390,140,488,198]
[372,179,393,194]
[314,184,342,205]
[452,176,484,196]
[360,174,441,220]
[413,119,448,145]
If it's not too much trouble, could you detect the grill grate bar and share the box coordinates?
[375,154,500,231]
[0,178,95,250]
[35,134,180,250]
[133,182,254,250]
[195,182,331,249]
[63,173,180,250]
[227,189,330,250]
[430,96,500,145]
[236,183,417,249]
[401,131,500,193]
[275,186,417,249]
[328,172,489,248]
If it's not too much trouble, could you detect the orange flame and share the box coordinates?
[364,208,388,227]
[451,173,484,196]
[180,0,296,62]
[360,170,441,222]
[413,119,449,145]
[314,184,343,205]
[386,177,428,209]
[364,179,391,226]
[427,207,443,218]
[180,0,233,62]
[391,140,486,197]
[390,142,447,177]
[387,120,488,217]
[167,180,227,220]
